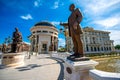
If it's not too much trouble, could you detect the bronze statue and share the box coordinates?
[11,28,23,53]
[68,4,84,58]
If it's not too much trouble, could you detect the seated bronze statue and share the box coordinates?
[11,28,23,53]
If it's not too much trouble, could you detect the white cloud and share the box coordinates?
[108,30,120,45]
[51,1,59,9]
[34,0,42,7]
[94,16,120,29]
[51,0,64,9]
[23,41,31,45]
[86,0,120,15]
[54,1,59,9]
[72,0,120,16]
[51,21,60,26]
[58,38,65,47]
[34,1,39,7]
[20,14,33,20]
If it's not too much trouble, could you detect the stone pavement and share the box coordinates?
[0,54,64,80]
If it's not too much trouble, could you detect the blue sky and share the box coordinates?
[0,0,120,47]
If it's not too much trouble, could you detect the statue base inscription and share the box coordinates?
[64,59,98,80]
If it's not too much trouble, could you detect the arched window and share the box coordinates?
[91,47,93,51]
[94,47,96,51]
[98,47,100,51]
[86,45,89,51]
[101,47,103,51]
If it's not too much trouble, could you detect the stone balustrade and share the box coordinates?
[51,52,70,60]
[51,52,120,80]
[90,69,120,80]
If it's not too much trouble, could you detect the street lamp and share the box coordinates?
[59,22,69,52]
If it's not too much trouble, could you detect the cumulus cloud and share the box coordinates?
[20,14,33,20]
[53,1,59,9]
[86,0,120,15]
[51,21,60,26]
[34,0,42,7]
[72,0,120,16]
[51,0,64,9]
[23,41,31,45]
[108,30,120,45]
[94,16,120,29]
[58,38,65,47]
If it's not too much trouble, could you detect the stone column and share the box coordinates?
[64,59,98,80]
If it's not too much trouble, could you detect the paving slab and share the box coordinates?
[0,54,63,80]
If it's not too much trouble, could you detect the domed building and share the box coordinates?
[29,21,58,54]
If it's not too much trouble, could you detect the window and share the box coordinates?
[54,33,57,35]
[94,47,96,51]
[101,47,103,51]
[49,31,53,34]
[98,47,100,51]
[86,45,89,51]
[42,30,48,33]
[37,31,41,33]
[109,47,111,51]
[33,31,35,33]
[91,47,93,51]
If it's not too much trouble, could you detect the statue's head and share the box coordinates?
[15,28,18,32]
[69,4,75,12]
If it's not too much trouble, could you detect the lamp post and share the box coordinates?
[34,36,38,56]
[60,22,69,52]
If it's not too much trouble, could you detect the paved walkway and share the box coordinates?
[0,54,64,80]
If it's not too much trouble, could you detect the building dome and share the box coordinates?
[34,21,55,27]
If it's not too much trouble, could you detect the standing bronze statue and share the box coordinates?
[11,28,23,53]
[68,4,84,58]
[67,4,90,61]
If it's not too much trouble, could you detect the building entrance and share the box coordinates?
[42,44,47,52]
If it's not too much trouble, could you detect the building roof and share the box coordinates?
[34,21,55,27]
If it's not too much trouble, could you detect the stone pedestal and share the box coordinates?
[64,59,98,80]
[1,52,25,67]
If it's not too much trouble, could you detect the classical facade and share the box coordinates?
[29,21,58,53]
[60,23,115,53]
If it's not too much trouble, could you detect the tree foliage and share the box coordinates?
[115,45,120,49]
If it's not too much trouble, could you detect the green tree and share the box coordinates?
[115,45,120,49]
[58,46,66,52]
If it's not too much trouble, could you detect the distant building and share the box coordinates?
[0,42,30,53]
[29,21,58,53]
[22,42,30,51]
[0,45,2,51]
[60,23,115,53]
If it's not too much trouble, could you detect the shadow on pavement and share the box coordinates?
[16,62,59,71]
[16,64,41,71]
[0,64,6,69]
[48,57,64,80]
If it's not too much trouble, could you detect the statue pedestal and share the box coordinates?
[1,52,25,67]
[64,59,98,80]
